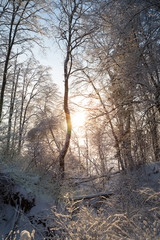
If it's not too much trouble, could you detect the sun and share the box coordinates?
[72,111,86,129]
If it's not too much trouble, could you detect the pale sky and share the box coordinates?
[34,38,64,94]
[33,37,89,132]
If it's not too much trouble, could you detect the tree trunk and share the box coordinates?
[59,48,72,179]
[0,0,29,123]
[150,112,160,162]
[86,73,125,171]
[6,66,20,153]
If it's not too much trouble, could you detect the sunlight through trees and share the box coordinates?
[0,0,160,238]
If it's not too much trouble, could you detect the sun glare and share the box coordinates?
[72,111,86,129]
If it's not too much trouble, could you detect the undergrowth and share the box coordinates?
[2,190,160,239]
[1,158,160,239]
[47,179,160,240]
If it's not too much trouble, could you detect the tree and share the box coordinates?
[80,0,160,168]
[6,55,20,153]
[1,55,55,155]
[54,0,93,178]
[0,0,50,123]
[26,82,63,175]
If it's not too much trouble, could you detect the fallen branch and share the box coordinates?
[71,169,120,185]
[69,191,113,201]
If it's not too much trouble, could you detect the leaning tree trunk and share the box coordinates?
[59,98,71,179]
[59,42,72,179]
[86,72,125,171]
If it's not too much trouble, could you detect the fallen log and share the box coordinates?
[69,191,113,201]
[67,169,120,186]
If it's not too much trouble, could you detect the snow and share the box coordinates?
[0,161,160,239]
[0,160,57,239]
[108,162,160,192]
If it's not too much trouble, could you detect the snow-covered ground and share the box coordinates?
[0,161,160,239]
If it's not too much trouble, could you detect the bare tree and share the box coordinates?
[6,56,20,153]
[17,58,53,153]
[54,0,93,178]
[78,0,160,169]
[0,0,50,123]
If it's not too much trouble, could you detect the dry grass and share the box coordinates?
[2,190,160,239]
[49,184,160,240]
[47,170,160,240]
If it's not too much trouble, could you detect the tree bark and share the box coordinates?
[59,53,72,179]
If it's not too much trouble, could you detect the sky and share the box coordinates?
[33,38,89,133]
[33,36,92,136]
[34,37,64,94]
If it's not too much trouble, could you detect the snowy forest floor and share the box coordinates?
[0,160,160,239]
